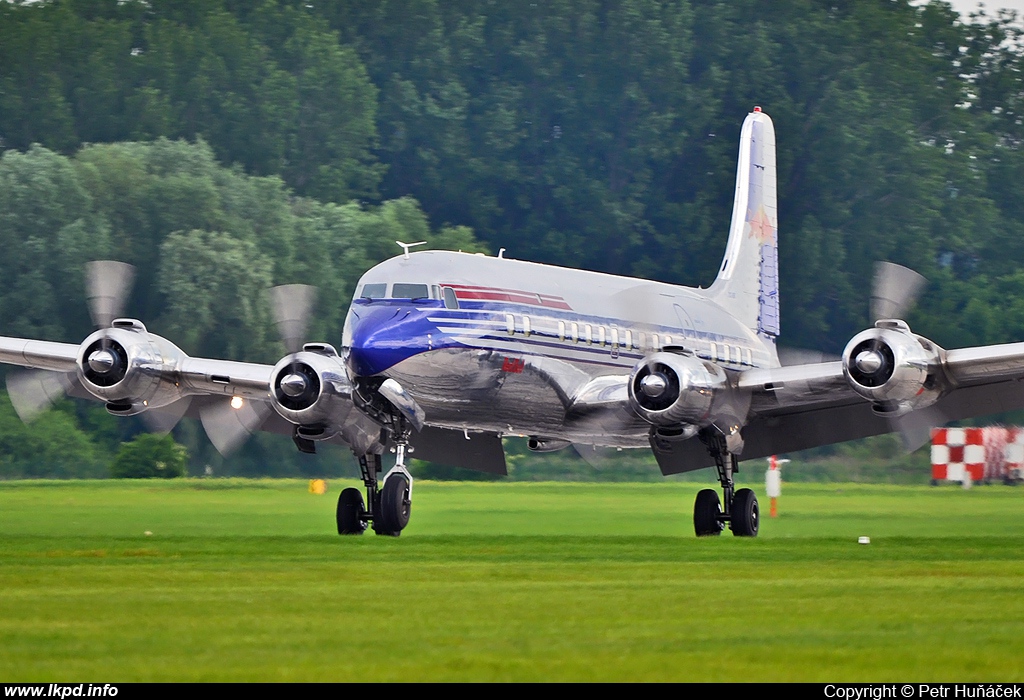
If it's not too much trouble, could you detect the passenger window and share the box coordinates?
[584,324,593,345]
[443,287,460,310]
[710,342,718,361]
[360,283,387,299]
[523,316,532,337]
[570,323,579,343]
[598,326,606,347]
[652,334,660,352]
[625,330,633,350]
[664,335,673,346]
[610,328,619,348]
[506,314,515,336]
[744,348,752,366]
[558,321,566,341]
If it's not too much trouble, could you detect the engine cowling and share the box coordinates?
[628,351,727,426]
[841,320,945,415]
[76,319,187,415]
[270,343,354,435]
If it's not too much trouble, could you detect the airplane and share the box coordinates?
[4,106,1024,538]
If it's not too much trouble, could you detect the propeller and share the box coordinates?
[200,396,274,456]
[85,261,136,329]
[867,262,944,451]
[777,347,839,367]
[6,260,137,424]
[871,261,926,323]
[270,284,317,355]
[6,371,73,423]
[199,283,318,456]
[870,262,948,450]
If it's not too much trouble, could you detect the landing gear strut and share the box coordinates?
[336,431,414,537]
[694,427,758,537]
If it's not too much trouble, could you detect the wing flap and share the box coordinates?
[407,427,507,475]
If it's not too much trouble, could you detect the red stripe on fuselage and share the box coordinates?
[444,284,573,310]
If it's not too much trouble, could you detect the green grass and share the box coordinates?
[1,479,1023,681]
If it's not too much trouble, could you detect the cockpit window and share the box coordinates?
[392,283,430,299]
[360,283,387,299]
[443,287,459,310]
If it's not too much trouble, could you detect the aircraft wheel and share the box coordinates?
[337,487,367,535]
[693,489,723,537]
[731,488,759,537]
[376,475,411,536]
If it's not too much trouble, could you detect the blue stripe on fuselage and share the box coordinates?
[346,298,759,377]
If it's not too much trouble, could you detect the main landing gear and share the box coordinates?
[337,434,414,537]
[694,427,759,537]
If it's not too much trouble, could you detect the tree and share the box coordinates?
[110,433,188,479]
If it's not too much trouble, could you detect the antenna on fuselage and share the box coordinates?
[396,240,427,260]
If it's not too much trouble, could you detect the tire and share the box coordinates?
[693,489,723,537]
[336,487,366,535]
[731,488,759,537]
[376,475,411,536]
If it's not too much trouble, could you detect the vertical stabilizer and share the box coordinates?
[708,108,779,343]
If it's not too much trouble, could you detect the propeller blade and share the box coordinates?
[777,347,840,366]
[86,261,136,329]
[6,370,73,423]
[572,443,637,471]
[200,397,273,457]
[140,396,193,435]
[891,405,948,453]
[872,261,926,322]
[270,284,317,354]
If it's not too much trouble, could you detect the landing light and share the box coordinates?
[230,396,244,410]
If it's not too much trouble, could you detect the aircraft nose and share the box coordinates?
[347,305,426,377]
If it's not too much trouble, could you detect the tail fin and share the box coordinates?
[708,108,779,343]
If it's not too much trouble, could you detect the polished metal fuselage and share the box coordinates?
[345,251,779,447]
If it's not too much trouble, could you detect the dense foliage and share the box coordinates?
[110,432,187,478]
[2,0,1024,477]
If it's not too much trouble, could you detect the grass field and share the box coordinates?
[1,478,1023,682]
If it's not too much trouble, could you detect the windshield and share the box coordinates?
[391,283,430,299]
[356,282,436,301]
[359,283,387,299]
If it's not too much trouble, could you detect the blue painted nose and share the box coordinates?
[347,304,429,377]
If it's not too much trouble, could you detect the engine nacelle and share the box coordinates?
[628,351,727,426]
[76,319,187,415]
[841,320,945,415]
[270,343,354,434]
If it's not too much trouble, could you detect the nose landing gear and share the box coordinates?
[336,435,414,537]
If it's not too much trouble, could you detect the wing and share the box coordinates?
[0,332,510,473]
[652,341,1024,475]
